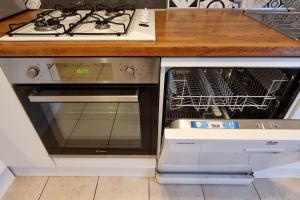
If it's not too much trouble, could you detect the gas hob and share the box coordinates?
[1,4,155,41]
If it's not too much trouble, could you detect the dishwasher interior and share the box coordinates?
[164,67,300,127]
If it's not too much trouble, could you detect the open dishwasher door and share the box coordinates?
[157,120,300,185]
[157,66,300,185]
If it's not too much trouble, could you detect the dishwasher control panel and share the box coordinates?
[191,121,240,129]
[171,119,300,129]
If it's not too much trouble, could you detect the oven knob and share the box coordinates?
[26,67,40,79]
[125,67,136,79]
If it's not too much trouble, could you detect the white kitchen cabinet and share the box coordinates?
[0,161,5,174]
[0,160,14,198]
[0,68,54,167]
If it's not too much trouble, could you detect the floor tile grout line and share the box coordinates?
[37,177,50,200]
[252,182,262,200]
[92,177,100,200]
[200,185,206,200]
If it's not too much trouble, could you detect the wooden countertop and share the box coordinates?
[0,9,300,57]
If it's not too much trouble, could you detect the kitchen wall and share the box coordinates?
[26,0,286,9]
[168,0,285,9]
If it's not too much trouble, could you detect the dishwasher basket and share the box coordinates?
[168,68,288,112]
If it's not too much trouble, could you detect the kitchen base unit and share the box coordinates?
[157,57,300,185]
[9,156,156,177]
[0,161,14,199]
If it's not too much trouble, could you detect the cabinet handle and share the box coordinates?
[244,149,286,154]
[28,94,138,103]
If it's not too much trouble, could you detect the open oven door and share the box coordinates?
[157,120,300,185]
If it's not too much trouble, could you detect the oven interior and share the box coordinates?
[164,68,300,127]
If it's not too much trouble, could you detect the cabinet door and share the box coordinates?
[0,68,54,167]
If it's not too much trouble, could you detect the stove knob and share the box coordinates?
[26,66,40,79]
[125,67,136,79]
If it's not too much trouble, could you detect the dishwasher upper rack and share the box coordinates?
[167,68,288,112]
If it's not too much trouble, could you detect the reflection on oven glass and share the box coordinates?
[66,103,118,148]
[40,102,141,149]
[109,103,141,148]
[98,64,114,82]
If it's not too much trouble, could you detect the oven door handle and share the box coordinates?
[28,94,139,103]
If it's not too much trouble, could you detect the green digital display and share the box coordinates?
[76,67,89,74]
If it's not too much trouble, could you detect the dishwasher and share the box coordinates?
[157,58,300,185]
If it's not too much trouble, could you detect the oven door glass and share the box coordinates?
[15,85,157,155]
[40,102,141,149]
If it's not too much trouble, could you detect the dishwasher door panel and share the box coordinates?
[249,151,300,171]
[158,126,300,173]
[158,139,201,172]
[199,140,250,172]
[163,127,300,141]
[199,153,250,172]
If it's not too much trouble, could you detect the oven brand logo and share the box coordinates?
[76,67,89,74]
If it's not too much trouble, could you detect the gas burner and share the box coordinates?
[105,9,121,17]
[55,4,93,18]
[96,4,134,17]
[61,8,78,17]
[95,20,111,30]
[66,5,136,37]
[34,18,63,32]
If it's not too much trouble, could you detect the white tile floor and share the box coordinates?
[2,177,300,200]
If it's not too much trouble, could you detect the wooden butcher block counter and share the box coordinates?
[0,9,300,57]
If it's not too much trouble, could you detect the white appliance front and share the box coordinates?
[157,57,300,185]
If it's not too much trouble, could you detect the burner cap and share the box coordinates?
[105,9,120,17]
[95,20,111,30]
[34,18,63,32]
[61,8,77,17]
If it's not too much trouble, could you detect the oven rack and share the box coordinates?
[167,68,288,112]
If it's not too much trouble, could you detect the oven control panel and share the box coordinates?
[0,58,160,84]
[125,66,136,78]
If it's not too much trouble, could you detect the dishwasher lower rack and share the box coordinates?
[167,68,288,112]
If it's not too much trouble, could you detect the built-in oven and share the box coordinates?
[157,58,300,185]
[0,58,159,155]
